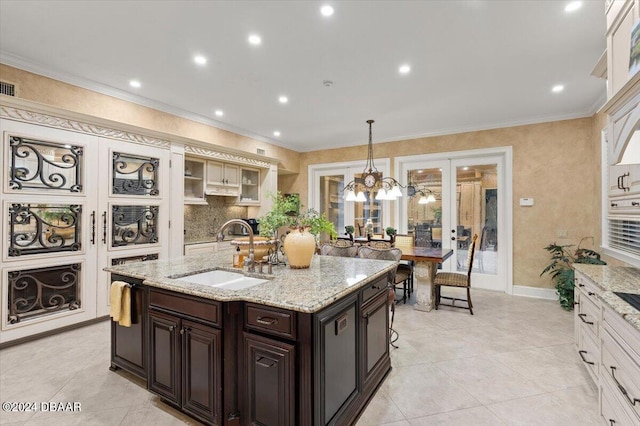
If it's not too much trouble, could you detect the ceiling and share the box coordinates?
[0,1,606,152]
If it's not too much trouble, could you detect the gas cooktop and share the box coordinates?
[614,292,640,312]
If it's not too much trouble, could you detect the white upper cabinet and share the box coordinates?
[205,161,239,196]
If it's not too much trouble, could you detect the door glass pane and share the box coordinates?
[112,205,158,247]
[406,168,442,247]
[8,136,83,192]
[353,173,383,236]
[8,203,81,257]
[319,175,344,234]
[456,164,497,274]
[112,152,159,196]
[7,263,81,324]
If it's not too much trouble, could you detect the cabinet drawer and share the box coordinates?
[245,304,296,340]
[577,289,600,338]
[149,289,220,327]
[575,272,601,305]
[601,327,640,422]
[603,304,640,361]
[579,322,599,383]
[361,275,388,304]
[601,370,639,426]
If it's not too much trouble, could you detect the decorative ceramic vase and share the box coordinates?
[283,227,316,269]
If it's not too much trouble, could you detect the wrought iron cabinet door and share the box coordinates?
[1,119,169,345]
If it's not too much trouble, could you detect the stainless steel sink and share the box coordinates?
[174,269,268,290]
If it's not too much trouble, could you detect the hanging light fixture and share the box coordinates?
[406,170,437,204]
[343,120,404,202]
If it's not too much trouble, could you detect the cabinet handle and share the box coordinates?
[573,301,580,306]
[255,356,276,368]
[256,316,278,326]
[610,366,640,406]
[577,313,594,325]
[617,175,623,190]
[168,326,174,332]
[633,202,640,207]
[588,291,595,296]
[179,326,191,335]
[578,283,584,287]
[102,211,107,244]
[578,350,594,365]
[609,420,615,426]
[611,203,618,207]
[90,211,96,245]
[621,172,630,192]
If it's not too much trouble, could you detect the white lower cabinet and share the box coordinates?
[574,271,640,426]
[1,119,170,344]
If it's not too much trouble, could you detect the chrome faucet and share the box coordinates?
[217,219,255,272]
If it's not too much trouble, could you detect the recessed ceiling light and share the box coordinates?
[321,5,334,16]
[194,55,207,65]
[273,131,281,137]
[278,95,288,104]
[565,1,582,12]
[552,84,565,93]
[399,64,411,74]
[248,34,262,45]
[214,110,224,117]
[129,80,141,88]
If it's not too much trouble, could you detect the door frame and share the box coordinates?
[394,146,513,295]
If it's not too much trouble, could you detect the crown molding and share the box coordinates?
[0,98,170,149]
[184,145,272,169]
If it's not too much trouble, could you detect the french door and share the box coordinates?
[398,150,510,292]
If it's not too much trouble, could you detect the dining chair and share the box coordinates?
[357,245,404,347]
[434,234,478,314]
[319,241,358,257]
[393,234,415,302]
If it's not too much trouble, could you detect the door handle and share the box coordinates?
[91,211,96,245]
[102,211,107,244]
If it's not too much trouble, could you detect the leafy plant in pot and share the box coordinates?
[540,237,606,310]
[258,193,337,268]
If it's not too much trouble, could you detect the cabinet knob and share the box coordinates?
[168,326,174,332]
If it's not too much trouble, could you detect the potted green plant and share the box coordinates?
[540,237,606,310]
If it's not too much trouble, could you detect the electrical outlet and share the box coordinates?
[557,230,568,239]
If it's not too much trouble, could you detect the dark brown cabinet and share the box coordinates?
[110,274,148,379]
[243,332,295,426]
[361,291,389,386]
[148,289,222,426]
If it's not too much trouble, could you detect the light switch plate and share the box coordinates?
[520,198,534,207]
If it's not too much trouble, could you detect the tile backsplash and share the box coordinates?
[184,196,247,242]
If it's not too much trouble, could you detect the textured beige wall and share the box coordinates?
[292,118,602,289]
[0,64,301,173]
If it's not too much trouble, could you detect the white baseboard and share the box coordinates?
[512,285,557,300]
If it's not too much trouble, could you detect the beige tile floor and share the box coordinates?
[0,288,599,426]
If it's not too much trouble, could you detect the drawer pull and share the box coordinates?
[578,283,585,288]
[587,291,595,296]
[256,356,276,368]
[577,313,594,325]
[610,366,640,406]
[256,316,278,326]
[578,350,594,365]
[609,420,615,426]
[573,301,580,306]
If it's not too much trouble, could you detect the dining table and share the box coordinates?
[396,246,454,311]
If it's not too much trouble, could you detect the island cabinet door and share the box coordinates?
[182,320,222,425]
[110,277,147,379]
[314,293,359,425]
[148,310,181,405]
[243,332,295,426]
[361,291,389,386]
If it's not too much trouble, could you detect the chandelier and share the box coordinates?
[343,120,404,202]
[406,170,437,204]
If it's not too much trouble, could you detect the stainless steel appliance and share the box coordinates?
[227,218,259,236]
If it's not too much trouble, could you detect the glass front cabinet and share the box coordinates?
[1,119,170,344]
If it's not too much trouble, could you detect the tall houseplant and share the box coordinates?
[540,238,606,310]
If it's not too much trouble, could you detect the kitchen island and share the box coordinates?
[105,250,397,426]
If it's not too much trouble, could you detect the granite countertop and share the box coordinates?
[105,251,396,313]
[573,264,640,331]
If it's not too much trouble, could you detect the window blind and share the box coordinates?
[608,218,640,256]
